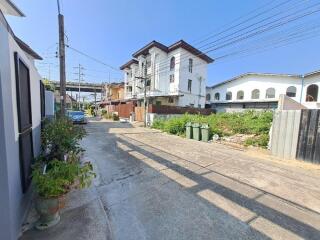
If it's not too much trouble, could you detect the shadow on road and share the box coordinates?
[108,132,320,240]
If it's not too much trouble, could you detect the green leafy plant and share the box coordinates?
[112,114,120,121]
[41,117,86,161]
[151,111,273,147]
[244,134,269,148]
[152,119,165,130]
[32,160,96,198]
[101,109,107,115]
[102,112,113,119]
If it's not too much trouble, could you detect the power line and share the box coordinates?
[65,44,121,72]
[155,0,301,70]
[155,0,310,71]
[123,22,320,88]
[204,2,320,54]
[153,2,320,76]
[214,17,320,60]
[215,28,320,65]
[195,0,294,47]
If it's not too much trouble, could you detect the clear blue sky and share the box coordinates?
[6,0,320,86]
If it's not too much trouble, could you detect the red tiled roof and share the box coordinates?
[168,40,214,63]
[132,40,168,58]
[128,39,214,64]
[120,59,138,70]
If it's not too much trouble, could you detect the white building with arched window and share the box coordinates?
[206,70,320,112]
[120,40,214,108]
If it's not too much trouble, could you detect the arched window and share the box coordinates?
[226,91,232,100]
[266,88,275,98]
[286,86,297,97]
[237,90,244,100]
[170,57,175,71]
[206,93,211,101]
[306,84,318,102]
[214,93,220,101]
[251,89,260,99]
[188,58,193,73]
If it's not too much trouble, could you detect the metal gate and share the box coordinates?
[296,109,320,163]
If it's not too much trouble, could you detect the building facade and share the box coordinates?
[120,40,214,108]
[103,82,124,102]
[0,1,43,239]
[206,71,320,112]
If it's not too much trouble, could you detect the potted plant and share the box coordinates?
[32,117,95,230]
[41,117,86,161]
[32,159,95,230]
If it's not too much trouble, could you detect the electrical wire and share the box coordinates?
[152,2,320,76]
[155,0,302,70]
[65,44,121,72]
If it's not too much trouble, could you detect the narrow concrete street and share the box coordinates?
[80,120,320,240]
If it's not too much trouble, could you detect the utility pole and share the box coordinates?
[48,63,51,81]
[73,64,85,110]
[70,91,73,110]
[78,64,81,110]
[135,60,148,127]
[144,62,147,127]
[94,89,97,115]
[57,0,66,115]
[76,93,78,109]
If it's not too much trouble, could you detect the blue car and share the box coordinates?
[67,111,87,124]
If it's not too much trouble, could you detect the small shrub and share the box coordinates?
[32,160,95,198]
[151,111,273,147]
[102,112,113,119]
[164,117,187,135]
[152,119,165,129]
[244,134,269,148]
[101,109,107,115]
[41,117,86,161]
[112,114,120,121]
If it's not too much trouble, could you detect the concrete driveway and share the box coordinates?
[84,120,320,240]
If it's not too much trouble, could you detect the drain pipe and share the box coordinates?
[299,74,305,103]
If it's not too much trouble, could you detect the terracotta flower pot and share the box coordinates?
[35,196,63,230]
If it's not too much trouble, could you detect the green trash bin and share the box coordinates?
[192,123,201,141]
[186,122,193,139]
[201,124,210,142]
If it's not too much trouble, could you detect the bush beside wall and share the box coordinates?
[152,111,273,148]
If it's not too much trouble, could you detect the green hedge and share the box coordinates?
[152,111,273,147]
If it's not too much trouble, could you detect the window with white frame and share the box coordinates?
[286,86,296,97]
[226,91,232,100]
[265,88,275,98]
[188,58,193,73]
[306,84,318,102]
[170,57,175,71]
[237,90,244,100]
[214,92,220,100]
[251,89,260,99]
[170,74,174,83]
[188,79,192,92]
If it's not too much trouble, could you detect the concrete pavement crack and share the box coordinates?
[115,170,143,181]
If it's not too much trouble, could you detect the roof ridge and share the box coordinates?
[209,72,302,89]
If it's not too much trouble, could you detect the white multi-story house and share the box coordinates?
[120,40,214,108]
[206,70,320,112]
